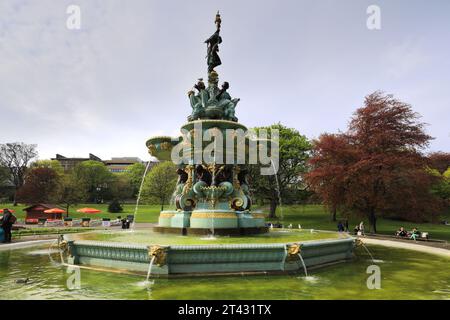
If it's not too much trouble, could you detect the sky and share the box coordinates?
[0,0,449,161]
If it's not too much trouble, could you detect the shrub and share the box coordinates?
[108,200,123,213]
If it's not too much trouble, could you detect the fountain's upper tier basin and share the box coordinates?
[145,120,276,162]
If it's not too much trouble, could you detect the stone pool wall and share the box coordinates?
[65,237,355,276]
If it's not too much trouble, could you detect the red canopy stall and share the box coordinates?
[23,204,65,224]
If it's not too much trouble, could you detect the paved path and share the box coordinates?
[133,223,157,229]
[361,237,450,258]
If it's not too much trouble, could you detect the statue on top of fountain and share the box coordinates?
[187,12,240,122]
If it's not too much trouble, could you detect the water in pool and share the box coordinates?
[65,228,346,245]
[0,244,449,300]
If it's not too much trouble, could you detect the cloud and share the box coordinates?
[0,0,449,161]
[381,38,430,78]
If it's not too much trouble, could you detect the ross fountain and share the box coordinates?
[64,13,355,278]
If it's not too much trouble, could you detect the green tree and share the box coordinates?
[0,166,11,202]
[123,163,147,198]
[108,199,124,213]
[0,167,9,182]
[141,161,177,211]
[31,160,64,176]
[430,168,450,202]
[249,124,312,218]
[109,173,134,201]
[0,143,38,205]
[72,160,113,203]
[443,169,450,202]
[428,152,450,174]
[0,166,9,187]
[58,174,87,217]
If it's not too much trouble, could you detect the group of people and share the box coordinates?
[337,220,365,236]
[1,208,16,243]
[119,216,132,229]
[395,227,423,240]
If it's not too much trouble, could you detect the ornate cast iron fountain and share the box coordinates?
[147,12,266,235]
[64,13,355,277]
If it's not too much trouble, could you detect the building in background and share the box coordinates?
[52,154,155,173]
[52,153,103,172]
[104,157,146,173]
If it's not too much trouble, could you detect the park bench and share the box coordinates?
[25,218,39,225]
[396,232,429,241]
[71,219,82,227]
[45,220,64,227]
[110,219,121,227]
[369,233,447,246]
[12,225,27,230]
[89,219,102,227]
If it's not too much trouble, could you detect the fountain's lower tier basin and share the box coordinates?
[65,236,355,277]
[153,226,269,236]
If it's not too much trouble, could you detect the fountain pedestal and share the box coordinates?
[147,120,269,235]
[171,211,192,228]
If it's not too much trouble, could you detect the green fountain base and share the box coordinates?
[64,230,355,277]
[157,209,267,235]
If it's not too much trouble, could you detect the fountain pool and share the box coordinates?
[0,244,448,300]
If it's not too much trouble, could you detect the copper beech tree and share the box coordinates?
[306,92,443,233]
[16,167,61,204]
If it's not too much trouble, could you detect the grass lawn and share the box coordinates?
[2,203,449,241]
[263,204,450,242]
[0,203,162,222]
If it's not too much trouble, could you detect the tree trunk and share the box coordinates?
[330,205,337,222]
[268,198,277,219]
[368,207,377,234]
[161,202,164,212]
[13,189,18,206]
[66,204,70,218]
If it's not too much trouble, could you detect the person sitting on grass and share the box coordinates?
[409,228,421,241]
[396,227,408,237]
